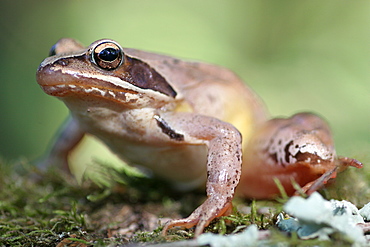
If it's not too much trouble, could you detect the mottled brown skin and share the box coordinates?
[36,38,362,237]
[238,113,362,199]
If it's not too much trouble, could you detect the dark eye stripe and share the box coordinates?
[121,56,177,97]
[88,40,177,97]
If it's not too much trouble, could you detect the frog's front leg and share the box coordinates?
[158,113,242,237]
[38,117,85,173]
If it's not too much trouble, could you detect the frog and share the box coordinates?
[36,38,362,237]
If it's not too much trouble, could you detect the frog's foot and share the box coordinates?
[162,200,233,237]
[299,167,338,195]
[358,223,370,233]
[297,157,363,196]
[337,156,363,170]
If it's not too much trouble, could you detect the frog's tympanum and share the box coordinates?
[36,39,362,236]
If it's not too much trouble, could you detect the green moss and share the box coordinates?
[0,158,368,246]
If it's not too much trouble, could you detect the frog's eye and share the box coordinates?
[91,41,123,70]
[49,44,57,56]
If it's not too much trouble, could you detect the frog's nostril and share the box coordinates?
[56,59,68,66]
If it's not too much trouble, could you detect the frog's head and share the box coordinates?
[36,38,177,109]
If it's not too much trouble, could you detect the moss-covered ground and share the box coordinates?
[0,158,368,246]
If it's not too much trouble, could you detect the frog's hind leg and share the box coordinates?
[299,157,363,195]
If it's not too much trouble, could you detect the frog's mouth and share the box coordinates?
[36,64,141,104]
[39,82,134,101]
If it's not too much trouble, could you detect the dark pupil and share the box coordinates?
[99,47,119,61]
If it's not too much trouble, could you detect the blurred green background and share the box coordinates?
[0,0,369,169]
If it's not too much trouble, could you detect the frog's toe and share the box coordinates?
[162,201,233,237]
[162,217,200,236]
